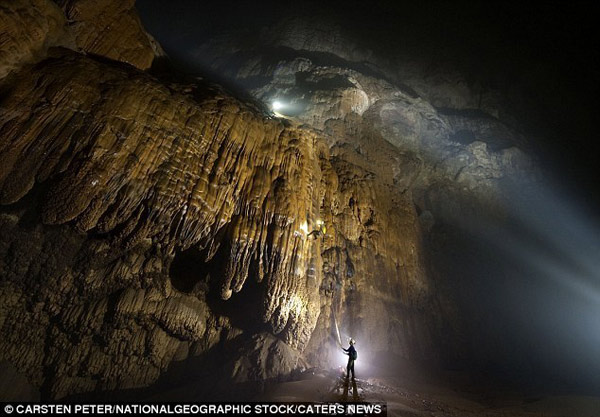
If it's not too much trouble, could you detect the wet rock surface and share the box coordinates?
[0,0,73,79]
[55,0,162,69]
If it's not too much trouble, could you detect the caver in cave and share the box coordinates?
[1,1,599,415]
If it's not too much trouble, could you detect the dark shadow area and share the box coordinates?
[62,333,265,402]
[169,246,210,294]
[449,129,477,146]
[205,243,271,334]
[169,237,271,334]
[440,108,524,151]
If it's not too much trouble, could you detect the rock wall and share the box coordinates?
[0,0,550,401]
[55,0,162,69]
[0,0,159,82]
[0,1,443,400]
[0,49,315,397]
[0,0,73,80]
[182,13,540,372]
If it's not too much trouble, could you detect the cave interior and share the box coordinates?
[0,0,599,415]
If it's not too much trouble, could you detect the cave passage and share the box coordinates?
[0,1,599,415]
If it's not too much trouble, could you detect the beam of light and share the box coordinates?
[270,99,303,117]
[464,180,600,307]
[445,176,600,388]
[333,312,342,347]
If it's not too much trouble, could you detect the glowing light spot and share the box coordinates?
[272,100,284,111]
[299,221,309,235]
[287,294,305,317]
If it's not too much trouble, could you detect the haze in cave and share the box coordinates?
[1,0,599,415]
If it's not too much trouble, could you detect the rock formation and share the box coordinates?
[0,0,72,79]
[0,0,160,80]
[0,0,542,401]
[187,11,540,366]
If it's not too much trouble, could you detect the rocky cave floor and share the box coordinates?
[255,368,600,417]
[92,360,600,417]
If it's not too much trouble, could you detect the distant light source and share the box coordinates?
[272,100,284,111]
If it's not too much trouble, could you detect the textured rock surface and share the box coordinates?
[183,13,541,372]
[0,0,72,79]
[0,0,158,81]
[0,0,547,401]
[55,0,161,69]
[0,42,439,397]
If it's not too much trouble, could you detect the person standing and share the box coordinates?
[342,339,357,379]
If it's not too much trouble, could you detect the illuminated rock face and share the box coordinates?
[0,1,440,398]
[0,49,323,397]
[0,0,73,79]
[0,0,537,400]
[192,14,539,368]
[0,0,159,80]
[0,48,439,397]
[54,0,162,70]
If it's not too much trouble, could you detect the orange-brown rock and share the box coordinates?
[0,45,440,398]
[55,0,159,69]
[0,0,158,82]
[0,0,451,400]
[0,0,73,79]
